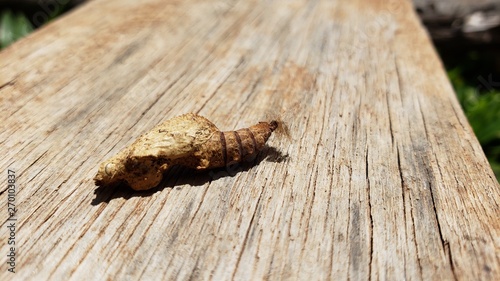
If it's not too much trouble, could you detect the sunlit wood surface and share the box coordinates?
[1,0,499,280]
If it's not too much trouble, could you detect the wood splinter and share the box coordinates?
[94,113,278,190]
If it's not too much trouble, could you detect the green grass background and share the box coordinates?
[443,51,500,181]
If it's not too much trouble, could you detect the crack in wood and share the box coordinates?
[0,79,16,91]
[231,184,264,280]
[365,145,374,281]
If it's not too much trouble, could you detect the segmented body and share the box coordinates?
[194,121,278,169]
[94,113,277,190]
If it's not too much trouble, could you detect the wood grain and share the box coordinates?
[1,0,499,280]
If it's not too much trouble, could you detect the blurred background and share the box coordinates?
[1,0,499,181]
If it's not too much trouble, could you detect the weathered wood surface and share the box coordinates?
[1,0,499,280]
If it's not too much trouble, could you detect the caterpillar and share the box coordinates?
[94,113,278,190]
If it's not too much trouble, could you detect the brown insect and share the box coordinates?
[94,113,278,190]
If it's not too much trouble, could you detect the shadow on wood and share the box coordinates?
[91,146,288,205]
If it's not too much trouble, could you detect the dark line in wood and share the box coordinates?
[0,79,15,91]
[385,87,394,147]
[365,145,374,280]
[18,149,48,179]
[220,131,227,166]
[394,55,405,102]
[240,74,261,107]
[135,188,176,278]
[188,185,210,227]
[51,196,126,278]
[426,156,458,280]
[448,98,469,131]
[187,253,203,281]
[345,164,352,276]
[409,188,424,279]
[112,40,143,65]
[232,184,264,280]
[131,190,174,276]
[416,96,431,142]
[396,146,409,277]
[444,233,458,280]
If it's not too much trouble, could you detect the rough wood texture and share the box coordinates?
[1,0,499,280]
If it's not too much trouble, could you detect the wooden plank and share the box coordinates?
[1,0,499,280]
